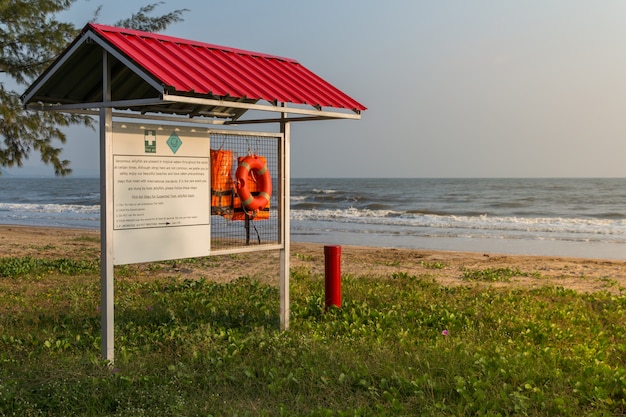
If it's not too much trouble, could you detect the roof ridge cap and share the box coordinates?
[86,23,298,63]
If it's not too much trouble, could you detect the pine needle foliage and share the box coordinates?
[0,0,187,176]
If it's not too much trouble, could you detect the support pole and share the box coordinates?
[279,111,290,330]
[245,213,250,245]
[100,51,115,363]
[324,245,342,309]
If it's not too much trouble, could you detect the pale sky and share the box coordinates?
[12,1,626,177]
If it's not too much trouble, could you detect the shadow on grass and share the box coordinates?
[116,276,281,337]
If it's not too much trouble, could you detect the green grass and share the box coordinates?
[1,256,626,416]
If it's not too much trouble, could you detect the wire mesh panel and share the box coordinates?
[210,131,281,252]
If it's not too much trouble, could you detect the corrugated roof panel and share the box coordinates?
[89,23,366,112]
[214,50,293,102]
[110,32,198,92]
[288,64,360,110]
[278,64,328,105]
[227,55,277,100]
[238,54,296,102]
[178,45,235,96]
[207,50,265,99]
[271,58,360,110]
[254,60,313,105]
[174,44,231,96]
[251,57,321,105]
[140,38,198,90]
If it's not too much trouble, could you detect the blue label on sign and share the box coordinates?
[166,132,182,154]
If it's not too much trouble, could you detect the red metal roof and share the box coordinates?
[88,23,366,112]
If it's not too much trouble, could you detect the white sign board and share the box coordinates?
[112,122,211,264]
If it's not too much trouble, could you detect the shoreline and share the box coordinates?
[292,232,626,262]
[1,224,626,293]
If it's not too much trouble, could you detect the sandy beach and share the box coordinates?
[1,225,625,293]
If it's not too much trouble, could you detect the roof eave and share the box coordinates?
[31,93,361,121]
[22,28,165,107]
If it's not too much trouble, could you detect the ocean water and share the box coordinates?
[1,177,625,259]
[0,178,100,229]
[291,178,626,260]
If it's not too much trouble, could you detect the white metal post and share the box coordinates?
[100,51,115,363]
[279,116,291,331]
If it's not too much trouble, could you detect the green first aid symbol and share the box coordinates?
[144,130,157,153]
[166,132,182,154]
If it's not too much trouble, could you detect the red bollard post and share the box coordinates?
[324,245,342,309]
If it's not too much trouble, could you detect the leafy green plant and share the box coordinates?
[294,252,315,261]
[72,235,100,243]
[420,260,447,269]
[114,264,136,278]
[0,257,37,277]
[0,256,99,278]
[462,266,539,282]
